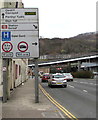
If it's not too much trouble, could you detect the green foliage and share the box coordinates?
[72,71,94,78]
[39,32,96,55]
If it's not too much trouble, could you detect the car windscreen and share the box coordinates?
[64,73,71,75]
[44,75,49,77]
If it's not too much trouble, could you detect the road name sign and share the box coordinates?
[0,8,39,58]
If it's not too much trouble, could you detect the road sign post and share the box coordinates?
[34,58,39,103]
[0,8,39,103]
[3,58,8,103]
[0,8,39,58]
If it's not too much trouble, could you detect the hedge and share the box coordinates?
[72,71,94,78]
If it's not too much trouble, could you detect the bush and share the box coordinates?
[72,71,94,78]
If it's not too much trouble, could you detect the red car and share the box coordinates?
[41,74,50,82]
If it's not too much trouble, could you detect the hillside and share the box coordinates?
[39,32,96,56]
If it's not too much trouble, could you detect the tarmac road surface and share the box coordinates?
[41,78,97,119]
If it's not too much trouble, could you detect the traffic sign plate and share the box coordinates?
[18,41,28,52]
[2,31,11,41]
[2,42,13,52]
[0,8,39,58]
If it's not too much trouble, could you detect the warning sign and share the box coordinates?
[18,41,28,52]
[2,42,13,52]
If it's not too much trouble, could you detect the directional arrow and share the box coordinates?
[32,42,38,45]
[33,25,37,29]
[2,13,5,19]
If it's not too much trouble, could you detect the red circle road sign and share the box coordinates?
[18,41,28,52]
[2,42,13,52]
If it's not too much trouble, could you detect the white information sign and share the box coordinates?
[0,8,39,58]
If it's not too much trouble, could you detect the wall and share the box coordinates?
[12,59,28,88]
[0,0,4,7]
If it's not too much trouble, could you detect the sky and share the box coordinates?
[22,0,97,38]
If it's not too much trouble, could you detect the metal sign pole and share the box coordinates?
[34,58,39,103]
[3,58,8,103]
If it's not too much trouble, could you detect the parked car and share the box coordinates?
[41,73,50,82]
[48,73,67,87]
[62,73,73,82]
[93,72,98,79]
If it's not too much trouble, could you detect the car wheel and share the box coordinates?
[64,85,67,88]
[48,83,51,87]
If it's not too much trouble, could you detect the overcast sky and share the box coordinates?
[22,0,97,38]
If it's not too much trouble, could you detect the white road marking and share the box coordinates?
[80,82,84,83]
[74,81,77,82]
[83,90,88,93]
[89,83,93,85]
[80,82,88,84]
[58,110,65,118]
[68,85,74,88]
[74,80,95,86]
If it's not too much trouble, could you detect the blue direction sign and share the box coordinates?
[2,31,11,41]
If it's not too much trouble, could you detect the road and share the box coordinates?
[40,78,97,119]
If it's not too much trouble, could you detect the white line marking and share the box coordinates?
[83,90,88,93]
[74,81,77,82]
[80,82,88,84]
[80,82,84,83]
[68,85,74,88]
[41,113,46,117]
[89,83,93,85]
[58,110,65,118]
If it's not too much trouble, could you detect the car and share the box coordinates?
[48,73,67,87]
[93,72,98,79]
[62,73,73,82]
[41,73,50,82]
[20,45,26,48]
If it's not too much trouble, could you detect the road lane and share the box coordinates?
[40,78,96,118]
[69,79,96,98]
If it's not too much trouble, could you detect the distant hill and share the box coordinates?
[39,32,96,56]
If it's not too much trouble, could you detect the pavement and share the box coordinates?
[2,77,66,119]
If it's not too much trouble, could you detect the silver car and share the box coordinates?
[62,73,73,82]
[48,73,67,87]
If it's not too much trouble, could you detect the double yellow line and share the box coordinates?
[39,84,78,120]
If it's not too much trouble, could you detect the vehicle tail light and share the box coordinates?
[52,79,55,81]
